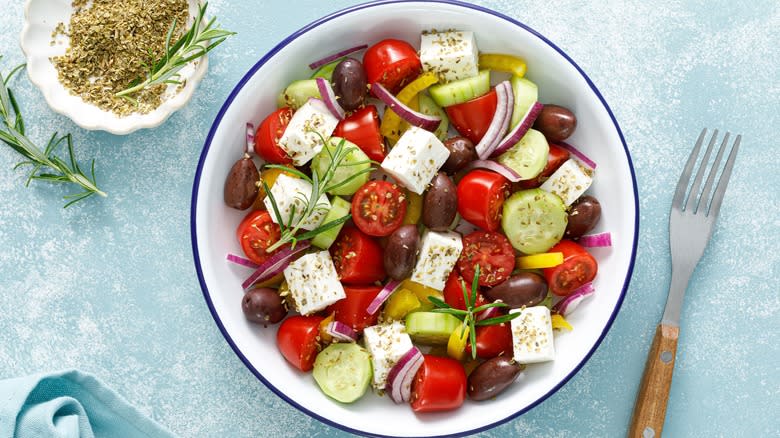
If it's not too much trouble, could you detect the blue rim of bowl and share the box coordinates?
[191,1,639,436]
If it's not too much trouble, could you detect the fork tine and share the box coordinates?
[685,129,720,212]
[707,134,740,218]
[672,128,708,210]
[695,132,730,213]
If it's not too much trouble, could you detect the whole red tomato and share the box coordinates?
[330,227,386,284]
[543,240,598,296]
[457,169,510,232]
[327,285,382,333]
[363,39,422,93]
[333,105,386,162]
[276,315,324,372]
[474,323,514,359]
[255,108,293,164]
[410,355,467,413]
[445,89,497,144]
[443,269,487,311]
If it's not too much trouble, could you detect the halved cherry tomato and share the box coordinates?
[543,240,598,296]
[363,39,422,93]
[333,105,386,161]
[236,210,284,265]
[515,143,571,189]
[443,269,487,311]
[474,322,513,359]
[351,180,407,237]
[330,227,386,284]
[276,315,324,372]
[458,231,515,287]
[255,108,293,164]
[457,169,510,231]
[445,89,497,144]
[410,355,467,413]
[327,285,382,333]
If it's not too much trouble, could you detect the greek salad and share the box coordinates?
[222,30,611,411]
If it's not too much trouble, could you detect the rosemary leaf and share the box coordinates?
[475,312,523,327]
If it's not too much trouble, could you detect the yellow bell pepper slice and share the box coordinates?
[318,312,336,343]
[383,288,421,320]
[402,190,423,225]
[447,322,470,361]
[400,279,443,310]
[478,53,527,77]
[517,252,564,270]
[379,72,439,141]
[551,313,573,331]
[252,167,295,210]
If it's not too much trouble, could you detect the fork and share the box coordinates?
[628,129,741,438]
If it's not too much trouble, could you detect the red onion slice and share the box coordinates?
[558,141,597,169]
[476,305,503,321]
[552,282,595,316]
[315,77,346,120]
[366,279,402,315]
[578,232,612,247]
[308,44,368,70]
[371,83,441,132]
[461,159,522,182]
[491,102,544,157]
[476,81,513,159]
[241,241,311,290]
[246,122,255,154]
[226,253,259,269]
[385,347,424,403]
[325,321,358,342]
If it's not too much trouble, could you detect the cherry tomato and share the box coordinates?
[351,180,407,237]
[333,105,386,161]
[363,39,422,93]
[410,355,467,413]
[445,89,497,144]
[515,143,571,190]
[474,323,513,359]
[276,315,324,372]
[543,240,598,296]
[327,285,382,333]
[458,231,515,287]
[330,227,386,284]
[457,169,510,231]
[443,269,487,311]
[255,108,293,164]
[236,210,284,265]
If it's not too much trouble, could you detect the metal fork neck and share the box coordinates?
[661,264,696,327]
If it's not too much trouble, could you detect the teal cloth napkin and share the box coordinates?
[0,370,175,438]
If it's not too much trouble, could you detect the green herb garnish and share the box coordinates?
[428,266,522,359]
[116,2,235,100]
[0,60,106,207]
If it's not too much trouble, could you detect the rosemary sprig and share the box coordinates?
[428,266,522,359]
[0,60,106,207]
[116,2,235,99]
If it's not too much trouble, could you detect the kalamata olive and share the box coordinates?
[332,57,367,111]
[484,272,548,308]
[224,154,259,210]
[383,224,420,280]
[442,136,477,173]
[242,288,287,326]
[566,195,602,238]
[533,104,577,142]
[422,172,457,231]
[468,356,524,401]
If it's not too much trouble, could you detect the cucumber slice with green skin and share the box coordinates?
[311,196,351,249]
[276,79,321,109]
[502,188,567,254]
[429,70,490,108]
[311,138,371,196]
[310,58,342,81]
[497,128,549,180]
[418,94,449,141]
[312,343,373,403]
[510,76,538,129]
[405,312,463,345]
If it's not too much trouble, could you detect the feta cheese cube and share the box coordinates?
[411,230,463,291]
[362,322,414,389]
[380,126,450,194]
[510,306,555,364]
[263,174,330,231]
[420,30,479,83]
[539,158,594,206]
[278,98,339,166]
[283,251,345,315]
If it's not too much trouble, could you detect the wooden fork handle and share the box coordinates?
[628,323,679,438]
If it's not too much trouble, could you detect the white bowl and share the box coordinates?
[20,0,207,135]
[191,1,638,436]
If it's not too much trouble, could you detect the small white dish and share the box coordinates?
[20,0,207,135]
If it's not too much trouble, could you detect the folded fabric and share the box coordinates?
[0,370,176,438]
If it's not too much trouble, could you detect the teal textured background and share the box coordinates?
[1,1,778,436]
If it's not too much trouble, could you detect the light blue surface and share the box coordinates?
[0,1,777,437]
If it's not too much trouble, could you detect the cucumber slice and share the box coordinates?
[510,76,538,129]
[310,58,342,80]
[429,70,490,107]
[311,137,371,196]
[497,128,549,180]
[313,343,373,403]
[502,188,567,254]
[277,79,321,109]
[418,94,449,141]
[405,312,462,345]
[311,196,351,249]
